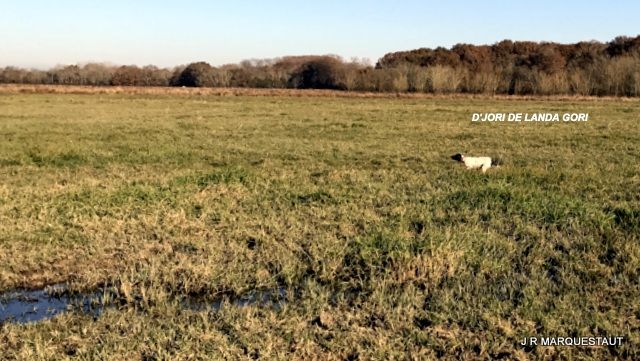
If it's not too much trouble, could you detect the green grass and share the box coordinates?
[0,93,638,359]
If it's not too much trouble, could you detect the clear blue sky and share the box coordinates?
[1,0,638,69]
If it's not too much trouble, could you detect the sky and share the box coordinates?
[1,1,638,69]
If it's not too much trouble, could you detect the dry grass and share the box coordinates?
[2,83,639,101]
[0,92,638,359]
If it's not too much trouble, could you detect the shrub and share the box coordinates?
[426,65,462,93]
[177,62,216,87]
[288,57,344,90]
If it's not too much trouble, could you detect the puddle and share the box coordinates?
[0,284,106,324]
[0,284,288,325]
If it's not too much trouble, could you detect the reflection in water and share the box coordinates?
[0,284,105,324]
[0,284,287,324]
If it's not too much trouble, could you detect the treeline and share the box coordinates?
[377,35,640,96]
[0,57,367,89]
[2,35,639,96]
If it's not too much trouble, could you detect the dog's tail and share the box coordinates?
[491,157,504,167]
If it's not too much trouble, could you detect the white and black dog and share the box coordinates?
[451,153,502,173]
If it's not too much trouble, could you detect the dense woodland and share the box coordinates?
[2,36,640,96]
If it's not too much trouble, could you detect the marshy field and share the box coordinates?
[0,88,638,360]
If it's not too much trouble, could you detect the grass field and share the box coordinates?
[0,90,638,360]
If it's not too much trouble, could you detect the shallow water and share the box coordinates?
[0,284,105,324]
[0,284,287,324]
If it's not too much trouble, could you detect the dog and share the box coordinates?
[451,153,501,173]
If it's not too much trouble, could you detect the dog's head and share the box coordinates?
[451,153,464,162]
